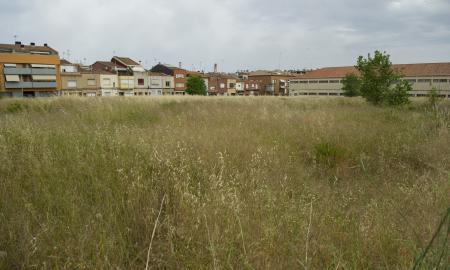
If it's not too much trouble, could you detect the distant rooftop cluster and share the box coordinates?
[0,42,449,98]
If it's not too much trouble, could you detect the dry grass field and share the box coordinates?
[0,96,449,269]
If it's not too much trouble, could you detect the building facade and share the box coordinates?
[151,63,188,95]
[248,71,294,96]
[289,63,450,98]
[0,42,61,97]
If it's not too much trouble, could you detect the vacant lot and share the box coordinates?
[0,97,449,269]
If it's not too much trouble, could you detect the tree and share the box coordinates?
[342,73,361,97]
[186,76,207,95]
[356,50,410,105]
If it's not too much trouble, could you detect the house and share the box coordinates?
[60,59,82,96]
[248,71,294,96]
[288,63,450,98]
[92,60,133,96]
[148,72,174,95]
[205,73,238,96]
[0,42,61,97]
[151,63,188,95]
[111,56,148,96]
[243,80,261,96]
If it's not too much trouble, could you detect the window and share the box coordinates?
[175,83,185,88]
[102,78,111,86]
[405,79,416,83]
[229,83,235,88]
[87,79,96,86]
[329,80,339,83]
[418,79,431,83]
[175,74,185,78]
[165,81,171,87]
[246,84,249,88]
[220,83,225,89]
[433,79,448,83]
[299,81,308,84]
[68,80,77,88]
[138,78,145,86]
[309,80,318,84]
[319,80,329,84]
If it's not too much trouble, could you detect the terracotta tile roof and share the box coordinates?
[112,56,140,66]
[0,43,58,55]
[296,62,450,79]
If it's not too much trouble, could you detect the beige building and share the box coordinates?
[148,72,174,95]
[289,63,450,98]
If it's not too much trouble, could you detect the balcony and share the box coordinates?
[4,67,56,75]
[5,82,56,89]
[4,67,32,75]
[33,82,57,88]
[5,82,33,89]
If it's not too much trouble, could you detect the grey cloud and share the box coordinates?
[0,0,449,71]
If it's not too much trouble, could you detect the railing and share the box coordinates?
[5,82,57,89]
[4,67,56,75]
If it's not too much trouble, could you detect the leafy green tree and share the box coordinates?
[186,76,207,95]
[342,73,361,97]
[356,50,410,105]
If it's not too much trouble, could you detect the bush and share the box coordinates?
[385,80,411,106]
[342,73,361,97]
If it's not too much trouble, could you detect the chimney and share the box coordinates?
[30,42,35,46]
[214,63,218,73]
[15,41,21,45]
[44,43,48,47]
[179,62,182,68]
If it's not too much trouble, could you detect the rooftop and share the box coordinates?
[0,42,58,55]
[295,62,450,79]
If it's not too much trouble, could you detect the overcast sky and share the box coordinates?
[1,0,449,71]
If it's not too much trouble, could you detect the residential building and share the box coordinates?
[92,60,133,96]
[60,59,82,96]
[289,63,450,98]
[248,71,294,96]
[205,73,238,96]
[151,63,188,95]
[243,80,261,96]
[148,72,174,95]
[0,42,61,97]
[111,56,147,96]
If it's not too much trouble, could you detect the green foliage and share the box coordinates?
[428,87,442,109]
[356,50,410,106]
[314,142,338,167]
[186,75,207,95]
[385,80,411,106]
[342,73,361,97]
[5,102,28,113]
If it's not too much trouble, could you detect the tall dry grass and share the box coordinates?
[0,96,449,269]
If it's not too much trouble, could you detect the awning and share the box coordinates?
[5,75,20,82]
[4,63,17,67]
[30,64,55,68]
[32,75,56,81]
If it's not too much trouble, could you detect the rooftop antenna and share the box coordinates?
[66,49,71,61]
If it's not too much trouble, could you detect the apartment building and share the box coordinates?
[243,80,261,96]
[111,56,147,96]
[92,60,133,96]
[151,63,188,95]
[205,73,238,96]
[289,63,450,97]
[60,59,83,96]
[248,71,294,96]
[148,72,174,95]
[0,42,61,97]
